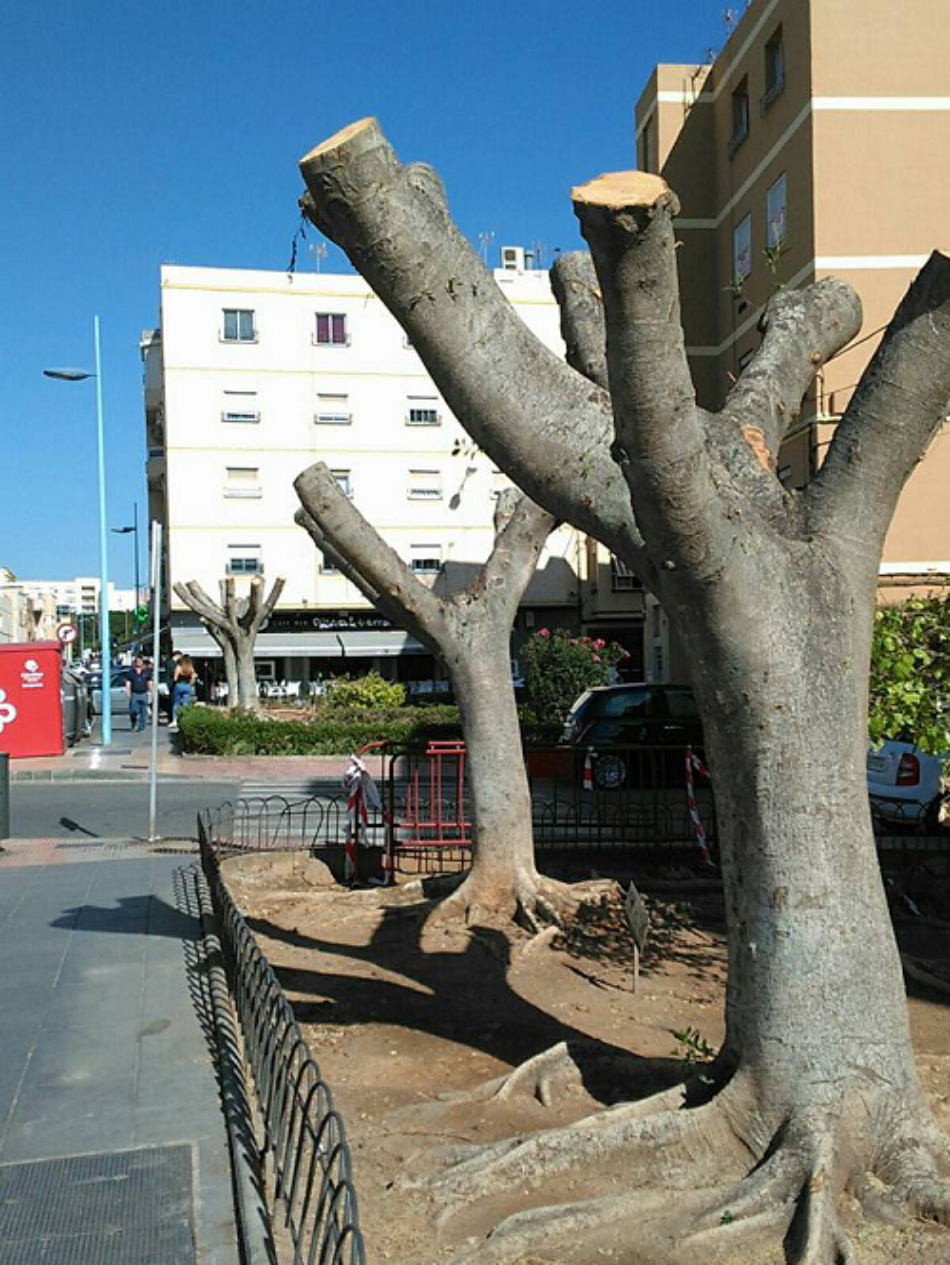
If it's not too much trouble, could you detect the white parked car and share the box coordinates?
[867,739,949,829]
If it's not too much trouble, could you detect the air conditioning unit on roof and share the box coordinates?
[500,246,525,272]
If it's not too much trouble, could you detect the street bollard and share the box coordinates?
[0,753,9,841]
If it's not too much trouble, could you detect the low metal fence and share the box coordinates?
[199,822,366,1265]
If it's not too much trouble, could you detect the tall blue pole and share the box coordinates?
[94,316,111,747]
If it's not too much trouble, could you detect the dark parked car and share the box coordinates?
[562,683,705,790]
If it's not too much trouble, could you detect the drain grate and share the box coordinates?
[0,1145,194,1264]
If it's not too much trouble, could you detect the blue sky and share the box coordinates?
[1,0,725,586]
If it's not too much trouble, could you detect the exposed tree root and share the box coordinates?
[421,1073,950,1265]
[419,868,595,937]
[460,1041,584,1109]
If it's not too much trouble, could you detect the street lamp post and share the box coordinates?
[113,503,141,641]
[44,315,112,747]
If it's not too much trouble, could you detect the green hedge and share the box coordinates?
[177,704,462,756]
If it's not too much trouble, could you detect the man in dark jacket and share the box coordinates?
[125,656,152,733]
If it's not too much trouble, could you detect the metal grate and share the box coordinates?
[0,1145,194,1264]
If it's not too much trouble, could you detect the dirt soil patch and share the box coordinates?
[223,854,950,1264]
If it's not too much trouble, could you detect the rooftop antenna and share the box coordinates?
[478,231,495,266]
[529,240,546,270]
[309,241,328,273]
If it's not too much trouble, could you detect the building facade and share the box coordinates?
[635,0,950,604]
[143,260,650,687]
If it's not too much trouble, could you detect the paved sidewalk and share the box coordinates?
[0,841,239,1263]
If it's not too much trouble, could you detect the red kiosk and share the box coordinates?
[0,642,65,759]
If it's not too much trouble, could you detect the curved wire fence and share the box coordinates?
[199,823,366,1265]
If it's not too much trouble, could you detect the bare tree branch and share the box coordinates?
[473,493,556,623]
[298,118,647,571]
[721,280,863,462]
[295,507,442,655]
[571,171,736,574]
[294,461,447,639]
[550,252,608,390]
[173,580,230,632]
[808,250,950,550]
[239,576,285,635]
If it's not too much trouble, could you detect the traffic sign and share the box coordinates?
[56,623,78,645]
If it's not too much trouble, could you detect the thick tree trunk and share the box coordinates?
[235,640,260,712]
[221,637,238,707]
[443,625,541,922]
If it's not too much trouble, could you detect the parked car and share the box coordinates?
[561,683,705,789]
[866,739,948,829]
[89,668,132,716]
[61,666,92,746]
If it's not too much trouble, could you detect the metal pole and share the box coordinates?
[94,316,112,747]
[148,519,163,841]
[133,502,141,632]
[0,754,9,841]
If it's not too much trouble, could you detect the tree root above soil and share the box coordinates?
[418,869,609,938]
[412,1052,950,1265]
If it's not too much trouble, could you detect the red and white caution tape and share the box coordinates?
[342,754,382,882]
[582,747,594,792]
[685,746,713,865]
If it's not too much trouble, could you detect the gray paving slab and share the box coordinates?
[0,851,239,1263]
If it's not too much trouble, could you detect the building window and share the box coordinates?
[733,214,753,283]
[407,469,442,500]
[314,313,348,346]
[738,347,756,373]
[227,546,263,575]
[610,555,643,593]
[224,467,262,498]
[410,544,442,574]
[766,174,788,249]
[729,79,750,155]
[331,469,352,499]
[777,463,794,489]
[222,309,256,342]
[222,409,260,424]
[406,396,441,426]
[762,27,785,112]
[222,389,259,423]
[320,552,339,574]
[315,393,351,425]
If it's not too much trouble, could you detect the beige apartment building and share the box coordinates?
[635,0,950,601]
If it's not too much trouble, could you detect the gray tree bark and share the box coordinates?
[173,576,285,712]
[297,120,950,1262]
[296,466,563,925]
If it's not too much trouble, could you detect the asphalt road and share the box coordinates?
[8,778,240,841]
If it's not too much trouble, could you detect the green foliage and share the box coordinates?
[177,703,460,756]
[869,592,950,756]
[324,672,406,711]
[669,1026,715,1066]
[521,627,627,725]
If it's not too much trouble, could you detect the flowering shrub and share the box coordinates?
[522,627,627,725]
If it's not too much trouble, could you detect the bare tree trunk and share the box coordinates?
[441,624,548,925]
[295,120,950,1264]
[296,468,562,925]
[235,641,258,710]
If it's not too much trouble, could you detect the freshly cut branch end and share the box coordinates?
[571,171,676,215]
[299,117,378,169]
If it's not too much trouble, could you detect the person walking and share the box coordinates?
[169,654,196,731]
[125,656,152,733]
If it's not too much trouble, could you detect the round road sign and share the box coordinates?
[57,623,78,645]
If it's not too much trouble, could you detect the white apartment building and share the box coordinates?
[143,259,652,687]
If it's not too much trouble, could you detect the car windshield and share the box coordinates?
[599,688,654,719]
[666,689,699,718]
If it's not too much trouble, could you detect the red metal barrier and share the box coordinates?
[389,741,471,856]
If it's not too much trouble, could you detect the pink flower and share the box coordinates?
[538,628,550,638]
[593,638,606,650]
[570,639,578,646]
[592,655,601,663]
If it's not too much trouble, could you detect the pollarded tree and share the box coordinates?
[295,464,566,927]
[173,576,285,712]
[297,120,950,1263]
